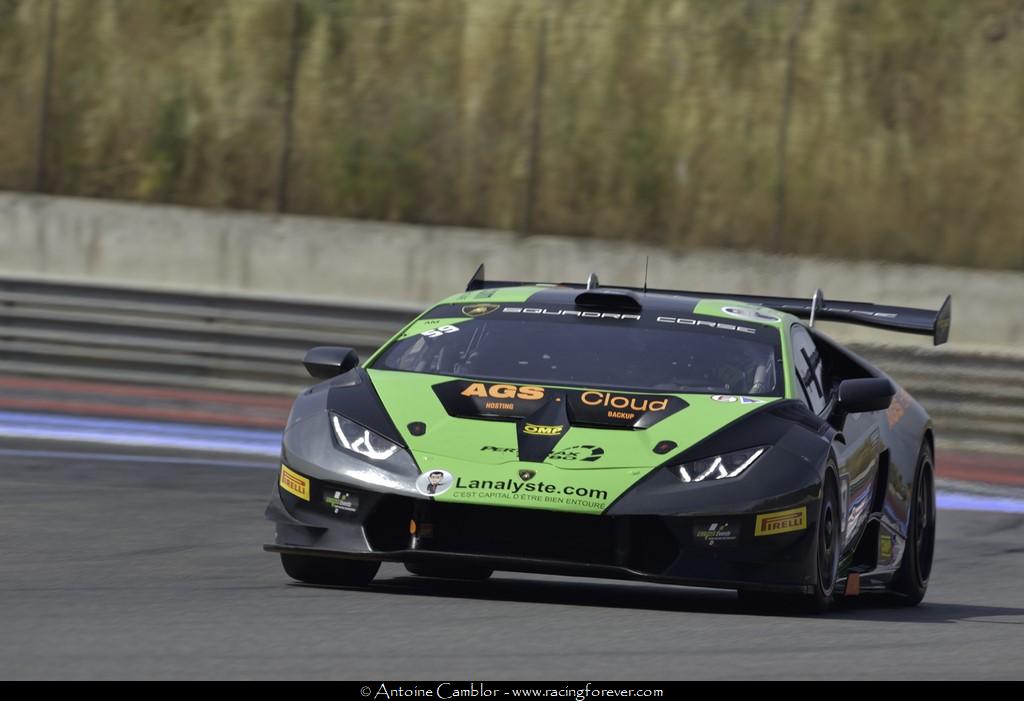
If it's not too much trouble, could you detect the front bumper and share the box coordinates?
[266,469,822,594]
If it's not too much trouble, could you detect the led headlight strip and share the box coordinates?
[677,447,766,483]
[331,414,399,461]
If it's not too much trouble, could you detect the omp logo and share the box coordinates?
[523,423,563,436]
[460,383,545,401]
[755,507,807,536]
[580,390,668,412]
[279,465,310,501]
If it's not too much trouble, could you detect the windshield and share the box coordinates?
[372,304,783,396]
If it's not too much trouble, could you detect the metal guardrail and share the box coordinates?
[0,278,418,395]
[1,277,1021,453]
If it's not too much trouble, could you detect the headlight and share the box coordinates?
[675,447,767,483]
[331,414,399,461]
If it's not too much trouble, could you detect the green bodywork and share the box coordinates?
[365,286,803,515]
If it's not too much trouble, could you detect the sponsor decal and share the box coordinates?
[823,307,897,319]
[452,476,609,508]
[518,469,536,481]
[568,391,686,429]
[279,465,310,501]
[721,306,782,323]
[323,489,358,514]
[711,394,739,403]
[580,390,668,413]
[502,307,641,321]
[461,382,545,401]
[481,446,517,455]
[656,315,757,334]
[415,469,454,497]
[523,423,563,436]
[880,533,893,561]
[755,506,807,536]
[480,444,604,463]
[551,444,604,462]
[739,396,764,405]
[435,380,548,421]
[436,379,685,429]
[694,520,741,546]
[462,303,499,317]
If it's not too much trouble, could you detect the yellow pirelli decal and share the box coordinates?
[755,506,807,536]
[279,464,310,501]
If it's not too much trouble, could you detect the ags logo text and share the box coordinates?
[461,383,545,401]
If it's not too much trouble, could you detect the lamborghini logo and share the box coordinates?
[518,469,536,481]
[462,303,499,317]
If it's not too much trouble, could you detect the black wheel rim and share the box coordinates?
[914,458,936,585]
[818,490,837,595]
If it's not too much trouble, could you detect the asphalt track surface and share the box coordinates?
[2,439,1023,680]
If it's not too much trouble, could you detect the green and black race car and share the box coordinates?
[265,266,952,611]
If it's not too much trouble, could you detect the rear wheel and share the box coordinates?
[405,561,493,581]
[889,442,935,605]
[280,554,380,586]
[738,471,839,614]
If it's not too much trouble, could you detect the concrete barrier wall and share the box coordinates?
[1,191,1021,350]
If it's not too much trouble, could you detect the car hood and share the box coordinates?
[365,369,778,514]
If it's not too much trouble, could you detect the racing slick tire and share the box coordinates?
[888,442,936,606]
[738,470,840,614]
[404,562,494,581]
[280,554,380,586]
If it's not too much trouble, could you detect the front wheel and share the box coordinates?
[738,471,839,614]
[888,442,935,605]
[280,554,380,586]
[806,472,841,611]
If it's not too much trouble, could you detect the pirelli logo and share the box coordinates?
[755,506,807,536]
[279,464,310,501]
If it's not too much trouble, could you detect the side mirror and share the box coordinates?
[303,346,360,379]
[836,378,895,414]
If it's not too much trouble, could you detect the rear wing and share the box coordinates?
[465,264,952,345]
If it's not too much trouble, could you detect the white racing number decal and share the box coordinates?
[421,324,460,339]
